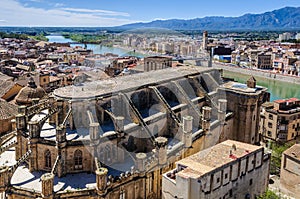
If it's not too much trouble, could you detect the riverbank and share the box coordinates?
[214,63,300,85]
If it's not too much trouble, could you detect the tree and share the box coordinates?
[258,189,280,199]
[270,142,293,175]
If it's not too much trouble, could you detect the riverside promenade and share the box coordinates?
[213,63,300,85]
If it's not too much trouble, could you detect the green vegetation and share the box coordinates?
[0,32,28,40]
[0,31,49,41]
[28,33,49,42]
[258,189,281,199]
[62,33,108,43]
[270,142,294,175]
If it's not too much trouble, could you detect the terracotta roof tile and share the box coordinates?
[0,99,18,120]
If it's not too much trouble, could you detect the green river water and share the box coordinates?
[223,71,300,102]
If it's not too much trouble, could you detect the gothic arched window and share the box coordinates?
[45,149,51,169]
[74,149,83,170]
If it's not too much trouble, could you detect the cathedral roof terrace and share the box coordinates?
[53,66,214,100]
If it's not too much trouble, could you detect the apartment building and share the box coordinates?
[259,98,300,143]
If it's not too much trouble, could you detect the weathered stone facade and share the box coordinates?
[0,67,269,199]
[219,78,270,145]
[280,144,300,198]
[162,140,271,199]
[144,56,172,72]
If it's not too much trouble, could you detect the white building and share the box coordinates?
[279,32,292,41]
[296,33,300,40]
[162,140,271,199]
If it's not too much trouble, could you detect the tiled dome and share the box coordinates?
[15,77,46,105]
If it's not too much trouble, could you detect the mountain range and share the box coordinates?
[118,7,300,30]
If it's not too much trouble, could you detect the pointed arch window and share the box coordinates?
[45,149,51,169]
[74,150,83,170]
[120,190,125,199]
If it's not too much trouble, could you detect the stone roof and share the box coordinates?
[0,80,15,98]
[35,41,49,48]
[247,76,256,82]
[284,144,300,161]
[54,66,214,100]
[0,99,18,120]
[0,72,13,82]
[221,82,260,93]
[176,140,262,179]
[0,73,14,97]
[15,77,46,105]
[11,165,96,192]
[83,71,110,81]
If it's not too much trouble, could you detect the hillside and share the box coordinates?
[118,7,300,30]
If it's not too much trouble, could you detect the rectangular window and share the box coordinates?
[225,173,228,179]
[217,177,220,183]
[269,114,273,120]
[267,131,272,136]
[268,122,272,128]
[250,179,253,185]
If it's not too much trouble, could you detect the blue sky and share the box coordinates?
[0,0,299,26]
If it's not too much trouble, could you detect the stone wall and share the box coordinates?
[0,118,14,135]
[215,64,300,85]
[221,89,268,145]
[8,68,270,199]
[162,150,270,199]
[280,153,300,197]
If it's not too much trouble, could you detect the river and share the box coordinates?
[46,35,299,102]
[46,35,146,58]
[223,70,300,102]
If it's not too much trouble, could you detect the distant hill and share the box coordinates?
[118,7,300,30]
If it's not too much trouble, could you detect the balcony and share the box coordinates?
[278,124,287,131]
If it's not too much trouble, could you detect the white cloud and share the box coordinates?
[0,0,134,27]
[61,8,130,17]
[54,3,64,7]
[28,0,42,2]
[0,20,7,23]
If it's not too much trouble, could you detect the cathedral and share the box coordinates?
[0,66,269,199]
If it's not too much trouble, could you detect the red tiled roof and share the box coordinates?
[274,98,299,104]
[274,99,285,103]
[287,98,298,103]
